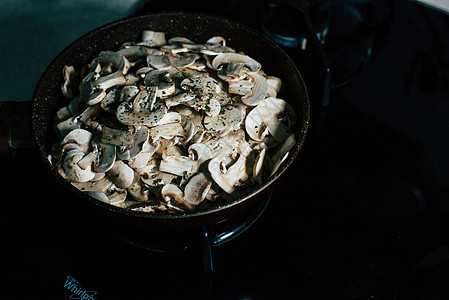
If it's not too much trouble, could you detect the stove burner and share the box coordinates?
[259,1,330,49]
[113,193,272,272]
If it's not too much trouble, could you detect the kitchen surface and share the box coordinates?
[4,0,449,299]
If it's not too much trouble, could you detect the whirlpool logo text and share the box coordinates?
[64,275,97,300]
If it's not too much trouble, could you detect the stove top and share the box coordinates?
[4,0,449,299]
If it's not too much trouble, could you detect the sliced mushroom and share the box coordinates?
[212,53,261,73]
[228,80,254,95]
[208,154,247,195]
[168,53,198,68]
[60,149,96,183]
[91,51,130,75]
[161,184,193,210]
[107,160,134,188]
[147,122,185,139]
[241,73,268,106]
[71,175,114,193]
[245,97,293,142]
[91,70,127,91]
[141,30,166,47]
[146,55,171,70]
[159,155,199,178]
[268,133,296,176]
[253,148,266,184]
[144,70,176,98]
[203,105,244,132]
[128,172,150,201]
[62,128,93,153]
[61,65,79,98]
[188,143,213,165]
[91,136,116,173]
[184,172,212,206]
[116,90,167,126]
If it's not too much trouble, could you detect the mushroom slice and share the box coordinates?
[61,149,96,183]
[253,148,266,184]
[86,88,106,106]
[188,143,213,165]
[128,172,150,201]
[205,98,221,117]
[141,30,166,47]
[184,172,212,206]
[61,65,79,98]
[146,55,171,70]
[101,126,135,147]
[101,89,121,113]
[119,85,140,103]
[161,184,193,210]
[212,53,261,73]
[208,154,248,195]
[204,128,245,161]
[91,51,130,75]
[217,62,245,82]
[144,70,176,98]
[241,73,268,106]
[266,76,282,93]
[71,176,114,193]
[91,136,116,173]
[116,92,167,126]
[116,126,150,160]
[117,45,152,60]
[91,70,126,91]
[164,91,196,108]
[86,192,110,203]
[147,122,185,139]
[168,53,198,68]
[206,36,226,46]
[268,133,296,176]
[107,160,134,188]
[204,105,244,132]
[245,97,294,142]
[62,128,93,153]
[159,155,199,177]
[228,80,254,95]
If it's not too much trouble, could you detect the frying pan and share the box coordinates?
[31,12,310,230]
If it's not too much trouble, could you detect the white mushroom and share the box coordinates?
[91,136,116,173]
[107,160,134,188]
[184,172,212,206]
[212,53,261,73]
[203,105,244,132]
[91,70,127,91]
[91,51,131,75]
[188,143,213,165]
[116,89,167,126]
[245,97,293,142]
[144,70,176,98]
[141,30,166,47]
[241,73,268,106]
[161,184,193,210]
[60,149,96,183]
[146,55,171,70]
[159,155,199,178]
[61,65,78,98]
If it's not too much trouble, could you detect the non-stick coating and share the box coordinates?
[31,12,309,229]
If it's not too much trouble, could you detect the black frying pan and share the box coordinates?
[31,12,310,230]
